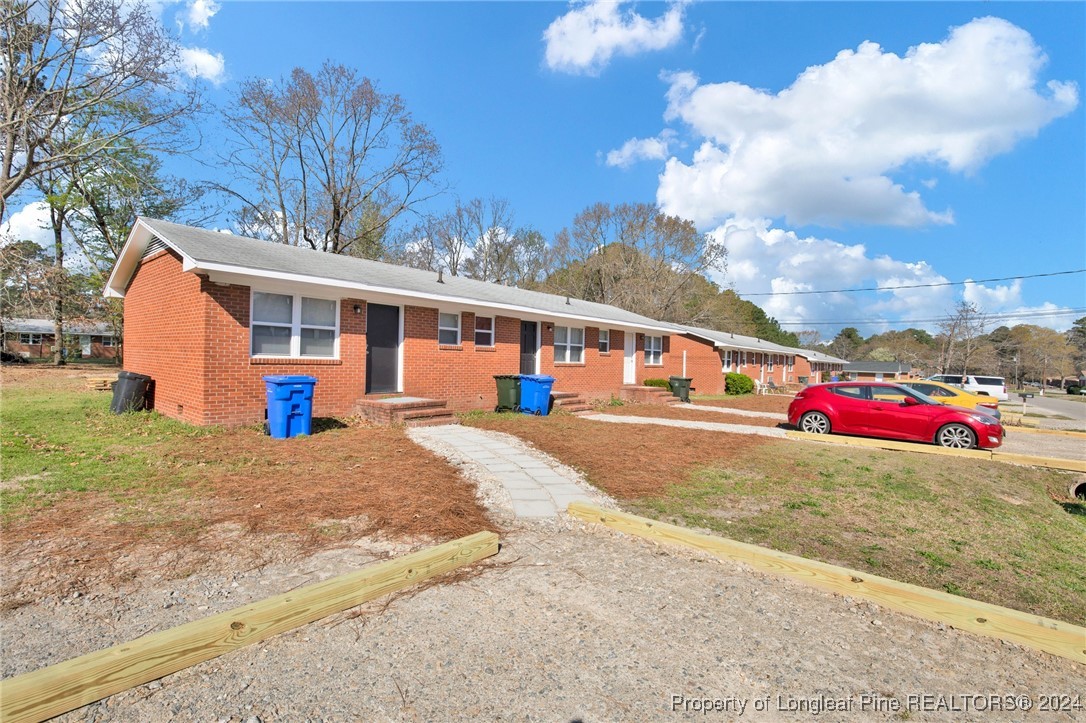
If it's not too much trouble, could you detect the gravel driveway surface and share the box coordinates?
[4,521,1083,722]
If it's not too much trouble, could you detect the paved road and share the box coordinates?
[1018,393,1086,422]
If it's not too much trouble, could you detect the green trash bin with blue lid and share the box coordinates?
[263,375,317,438]
[519,374,556,416]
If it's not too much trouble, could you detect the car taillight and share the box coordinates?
[979,402,998,409]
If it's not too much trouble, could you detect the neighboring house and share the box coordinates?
[1,318,118,360]
[802,349,849,384]
[106,218,685,426]
[673,325,847,388]
[841,361,916,382]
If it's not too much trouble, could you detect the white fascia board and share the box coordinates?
[197,264,677,335]
[104,219,195,298]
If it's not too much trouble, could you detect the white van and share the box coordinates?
[928,374,1008,401]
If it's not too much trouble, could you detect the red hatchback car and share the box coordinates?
[788,382,1004,449]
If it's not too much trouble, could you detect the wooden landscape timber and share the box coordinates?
[785,430,1085,472]
[568,502,1086,665]
[85,377,115,392]
[0,531,500,723]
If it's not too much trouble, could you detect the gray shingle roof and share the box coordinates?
[842,361,913,373]
[3,318,113,335]
[675,324,847,364]
[124,218,676,332]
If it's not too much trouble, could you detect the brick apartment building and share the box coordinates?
[106,218,844,426]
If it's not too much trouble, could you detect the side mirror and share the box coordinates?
[901,396,920,406]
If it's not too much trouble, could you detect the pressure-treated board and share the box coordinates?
[991,452,1086,473]
[568,502,1085,664]
[785,430,993,459]
[1,530,500,723]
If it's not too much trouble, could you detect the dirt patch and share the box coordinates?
[463,414,775,499]
[601,404,785,428]
[694,394,793,413]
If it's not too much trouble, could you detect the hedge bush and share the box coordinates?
[725,372,754,395]
[643,378,670,388]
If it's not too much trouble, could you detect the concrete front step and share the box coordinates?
[619,385,680,405]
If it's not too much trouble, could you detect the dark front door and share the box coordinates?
[520,321,537,375]
[366,303,399,394]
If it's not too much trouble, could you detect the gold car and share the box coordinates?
[898,380,1001,419]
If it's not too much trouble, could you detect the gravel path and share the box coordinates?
[583,413,789,438]
[680,404,787,421]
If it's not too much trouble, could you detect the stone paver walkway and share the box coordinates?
[582,413,788,438]
[409,425,594,519]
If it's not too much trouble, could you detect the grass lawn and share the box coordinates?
[1,366,496,604]
[464,412,1086,625]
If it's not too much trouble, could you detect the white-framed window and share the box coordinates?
[598,329,610,353]
[251,291,339,358]
[645,335,663,365]
[554,326,584,363]
[768,355,775,372]
[19,333,43,344]
[102,336,114,347]
[438,312,461,345]
[788,355,794,371]
[722,349,733,371]
[474,316,494,347]
[740,351,746,367]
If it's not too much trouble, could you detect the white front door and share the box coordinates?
[80,335,91,356]
[623,332,636,384]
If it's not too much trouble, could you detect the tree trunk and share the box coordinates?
[52,212,65,367]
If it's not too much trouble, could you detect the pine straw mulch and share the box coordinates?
[2,423,499,607]
[463,413,778,499]
[692,393,794,413]
[598,403,785,428]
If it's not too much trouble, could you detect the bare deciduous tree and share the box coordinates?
[1,0,200,214]
[221,62,443,257]
[937,301,988,374]
[545,202,726,322]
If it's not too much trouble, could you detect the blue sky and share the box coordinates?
[6,1,1084,339]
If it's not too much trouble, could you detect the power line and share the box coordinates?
[774,307,1086,326]
[736,269,1086,297]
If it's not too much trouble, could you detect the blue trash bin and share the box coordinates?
[519,374,556,416]
[263,375,317,438]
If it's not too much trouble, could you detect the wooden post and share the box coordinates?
[568,502,1085,664]
[1,530,500,723]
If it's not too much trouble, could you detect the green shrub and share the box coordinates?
[643,378,670,388]
[725,372,754,395]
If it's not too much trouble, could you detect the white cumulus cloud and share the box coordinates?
[2,201,53,247]
[707,218,957,333]
[179,46,225,85]
[544,0,687,76]
[656,17,1078,228]
[605,130,675,168]
[185,0,220,30]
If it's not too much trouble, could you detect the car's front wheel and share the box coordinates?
[799,411,831,435]
[936,423,976,449]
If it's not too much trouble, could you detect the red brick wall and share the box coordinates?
[402,307,521,409]
[200,283,367,426]
[658,334,727,395]
[123,251,208,425]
